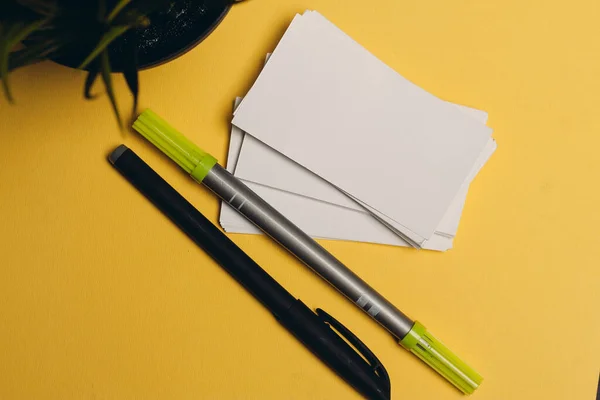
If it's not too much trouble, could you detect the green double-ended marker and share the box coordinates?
[133,109,483,394]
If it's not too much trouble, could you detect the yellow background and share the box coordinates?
[1,0,599,399]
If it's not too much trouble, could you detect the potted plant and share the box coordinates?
[0,0,244,125]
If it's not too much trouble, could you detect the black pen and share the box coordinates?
[109,145,391,400]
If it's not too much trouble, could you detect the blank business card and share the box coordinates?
[232,11,493,242]
[235,101,494,239]
[221,98,497,251]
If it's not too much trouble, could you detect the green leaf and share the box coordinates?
[84,61,100,99]
[121,32,139,115]
[1,24,23,103]
[107,0,132,23]
[0,23,8,103]
[77,24,130,70]
[100,49,122,127]
[6,18,49,47]
[8,40,59,71]
[1,17,48,102]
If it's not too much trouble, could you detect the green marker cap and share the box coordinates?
[132,109,218,182]
[400,321,483,394]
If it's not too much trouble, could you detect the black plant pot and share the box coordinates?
[53,0,231,72]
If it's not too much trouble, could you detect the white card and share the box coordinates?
[232,11,492,242]
[221,99,496,251]
[234,52,493,240]
[235,105,494,240]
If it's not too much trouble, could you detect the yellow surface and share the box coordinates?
[1,1,599,399]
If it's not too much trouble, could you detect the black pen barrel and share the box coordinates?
[110,146,296,316]
[109,146,390,400]
[278,299,390,400]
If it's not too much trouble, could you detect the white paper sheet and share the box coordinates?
[221,99,496,251]
[235,105,494,239]
[233,52,493,239]
[232,11,493,242]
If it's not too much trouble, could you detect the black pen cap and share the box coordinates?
[277,299,391,400]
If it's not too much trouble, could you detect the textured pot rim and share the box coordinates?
[138,3,232,71]
[50,4,232,72]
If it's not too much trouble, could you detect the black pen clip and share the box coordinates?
[316,308,391,395]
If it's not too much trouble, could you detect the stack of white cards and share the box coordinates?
[219,10,496,251]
